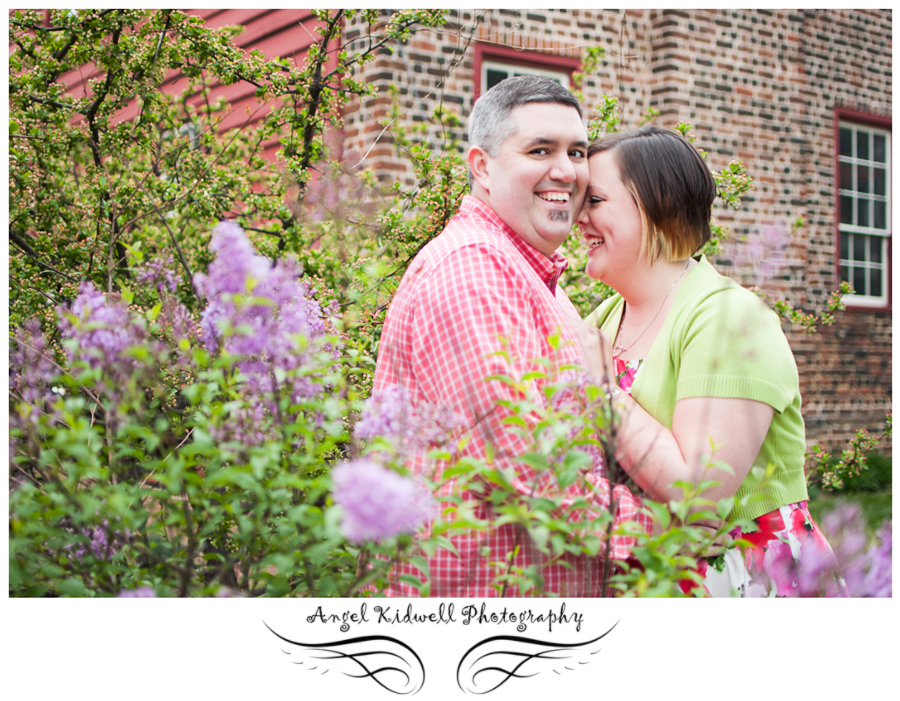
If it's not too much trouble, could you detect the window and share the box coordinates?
[473,44,580,100]
[837,118,891,307]
[481,59,570,93]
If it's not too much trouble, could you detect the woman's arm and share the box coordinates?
[613,393,773,503]
[566,315,774,504]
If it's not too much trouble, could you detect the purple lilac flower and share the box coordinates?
[354,385,412,443]
[724,223,790,284]
[9,319,59,428]
[209,397,273,447]
[761,504,893,598]
[166,301,197,343]
[354,384,465,459]
[192,221,333,446]
[819,504,891,598]
[136,254,178,293]
[332,459,435,543]
[66,520,131,561]
[56,282,152,395]
[863,523,892,597]
[194,222,328,357]
[795,538,844,597]
[118,587,157,598]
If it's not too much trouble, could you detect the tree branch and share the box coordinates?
[9,227,78,283]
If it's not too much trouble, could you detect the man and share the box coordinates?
[373,76,651,597]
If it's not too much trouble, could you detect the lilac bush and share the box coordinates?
[332,459,435,543]
[9,221,380,597]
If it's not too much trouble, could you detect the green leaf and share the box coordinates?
[398,574,425,591]
[409,555,430,579]
[57,578,86,597]
[528,525,550,552]
[518,453,550,472]
[717,497,735,520]
[147,302,162,322]
[563,449,592,471]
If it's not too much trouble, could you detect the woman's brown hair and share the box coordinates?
[588,125,717,263]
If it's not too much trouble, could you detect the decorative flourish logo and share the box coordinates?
[265,623,425,695]
[455,623,618,695]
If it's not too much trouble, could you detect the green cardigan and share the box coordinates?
[585,255,809,522]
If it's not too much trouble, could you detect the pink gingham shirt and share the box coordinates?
[374,196,651,596]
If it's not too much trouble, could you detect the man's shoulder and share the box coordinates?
[411,209,520,276]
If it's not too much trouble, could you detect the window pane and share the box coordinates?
[874,167,886,196]
[874,201,886,229]
[839,161,853,190]
[858,198,869,227]
[840,195,854,224]
[857,165,870,193]
[874,134,886,162]
[853,266,866,296]
[486,69,508,90]
[853,233,867,261]
[870,235,883,263]
[857,130,869,160]
[840,265,849,284]
[840,233,850,259]
[870,268,882,297]
[840,127,853,156]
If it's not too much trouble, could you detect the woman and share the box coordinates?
[574,125,842,597]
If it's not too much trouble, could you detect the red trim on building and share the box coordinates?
[473,42,581,102]
[833,107,893,312]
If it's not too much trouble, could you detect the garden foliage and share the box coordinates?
[8,9,889,597]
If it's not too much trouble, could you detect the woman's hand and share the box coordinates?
[563,315,615,383]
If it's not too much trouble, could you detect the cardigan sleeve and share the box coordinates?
[673,286,799,414]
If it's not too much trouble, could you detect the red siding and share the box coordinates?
[11,9,336,162]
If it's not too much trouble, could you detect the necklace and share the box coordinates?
[612,258,691,359]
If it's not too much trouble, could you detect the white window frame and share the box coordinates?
[837,121,891,307]
[481,59,570,93]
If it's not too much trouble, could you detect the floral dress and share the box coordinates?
[613,357,847,598]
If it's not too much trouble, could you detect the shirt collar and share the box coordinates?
[460,196,569,293]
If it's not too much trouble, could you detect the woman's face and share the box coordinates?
[577,150,646,284]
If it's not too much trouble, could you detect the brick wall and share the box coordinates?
[655,9,892,452]
[785,10,891,450]
[340,10,654,185]
[338,8,892,453]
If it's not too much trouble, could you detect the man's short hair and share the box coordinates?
[466,75,584,186]
[588,125,717,263]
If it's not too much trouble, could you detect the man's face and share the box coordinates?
[470,102,589,257]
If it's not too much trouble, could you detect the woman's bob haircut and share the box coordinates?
[588,125,717,263]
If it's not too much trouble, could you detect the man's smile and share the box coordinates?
[536,191,571,203]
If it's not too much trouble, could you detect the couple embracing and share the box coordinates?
[373,75,840,598]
